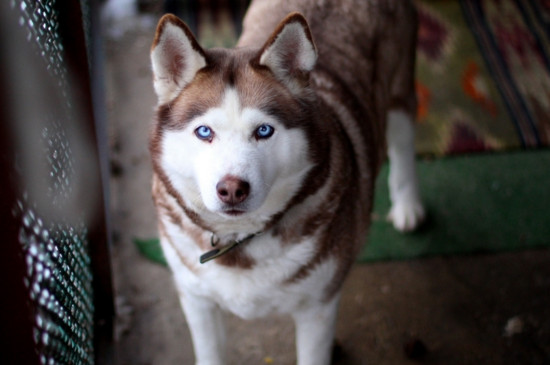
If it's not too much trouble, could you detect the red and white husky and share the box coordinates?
[150,0,424,363]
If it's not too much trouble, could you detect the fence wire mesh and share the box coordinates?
[8,0,98,363]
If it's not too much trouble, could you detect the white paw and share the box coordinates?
[387,198,425,233]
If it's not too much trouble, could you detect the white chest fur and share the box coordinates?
[160,219,336,320]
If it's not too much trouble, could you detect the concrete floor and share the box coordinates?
[105,25,550,365]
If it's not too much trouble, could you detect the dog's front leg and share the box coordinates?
[292,294,340,365]
[179,293,226,365]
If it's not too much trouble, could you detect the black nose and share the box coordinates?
[216,176,250,205]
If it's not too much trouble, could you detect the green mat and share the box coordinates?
[360,149,550,262]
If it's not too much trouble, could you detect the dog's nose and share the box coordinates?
[216,176,250,205]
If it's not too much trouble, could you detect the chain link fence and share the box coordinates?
[0,0,113,364]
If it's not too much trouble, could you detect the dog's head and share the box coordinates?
[150,13,323,230]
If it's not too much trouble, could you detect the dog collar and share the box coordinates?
[199,232,261,264]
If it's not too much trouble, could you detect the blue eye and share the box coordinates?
[195,125,214,141]
[255,124,274,140]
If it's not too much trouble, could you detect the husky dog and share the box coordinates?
[149,0,424,363]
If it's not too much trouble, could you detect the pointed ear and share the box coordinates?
[257,13,317,92]
[151,14,207,103]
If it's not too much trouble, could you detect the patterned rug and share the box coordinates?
[416,0,550,156]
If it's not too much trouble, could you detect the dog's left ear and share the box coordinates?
[257,13,317,93]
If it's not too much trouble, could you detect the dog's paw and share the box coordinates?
[388,198,425,233]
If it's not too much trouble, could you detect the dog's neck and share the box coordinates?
[199,231,262,264]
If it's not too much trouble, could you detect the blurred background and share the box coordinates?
[1,0,549,364]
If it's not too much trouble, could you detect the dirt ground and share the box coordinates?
[105,24,550,365]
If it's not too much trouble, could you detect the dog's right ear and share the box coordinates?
[151,14,207,104]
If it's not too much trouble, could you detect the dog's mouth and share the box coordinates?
[222,208,246,216]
